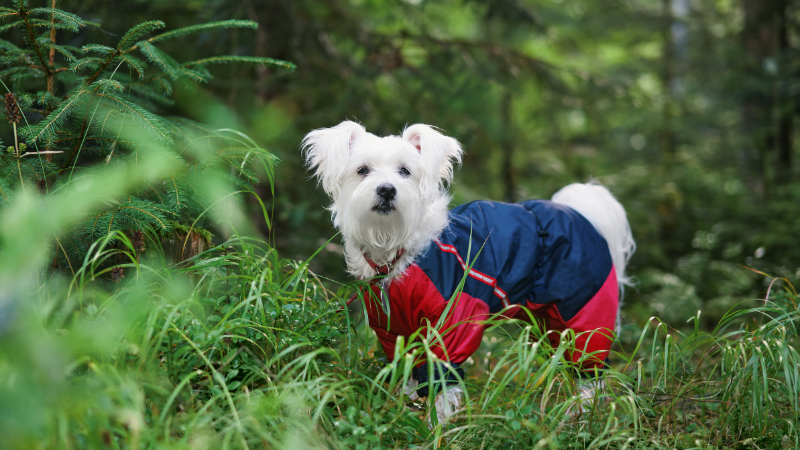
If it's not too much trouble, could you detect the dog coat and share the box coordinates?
[363,200,619,370]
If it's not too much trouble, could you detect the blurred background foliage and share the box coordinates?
[3,0,800,330]
[2,1,800,448]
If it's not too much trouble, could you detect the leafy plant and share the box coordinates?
[0,0,292,269]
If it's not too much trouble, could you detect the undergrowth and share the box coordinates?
[0,3,797,449]
[0,218,797,449]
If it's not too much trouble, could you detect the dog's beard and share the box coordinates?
[371,197,395,215]
[337,182,422,265]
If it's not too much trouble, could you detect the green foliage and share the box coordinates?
[1,219,797,448]
[148,19,258,43]
[0,2,288,269]
[2,0,799,448]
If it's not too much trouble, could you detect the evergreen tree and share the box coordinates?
[0,0,293,270]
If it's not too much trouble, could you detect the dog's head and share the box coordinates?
[302,120,462,265]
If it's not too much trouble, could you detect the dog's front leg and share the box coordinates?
[403,376,420,401]
[432,385,464,425]
[566,378,606,417]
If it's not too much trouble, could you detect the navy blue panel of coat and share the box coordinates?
[414,200,613,321]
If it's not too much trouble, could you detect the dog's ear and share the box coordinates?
[302,120,366,197]
[402,124,463,196]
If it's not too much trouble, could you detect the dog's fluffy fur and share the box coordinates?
[303,120,635,422]
[303,121,460,279]
[302,120,633,289]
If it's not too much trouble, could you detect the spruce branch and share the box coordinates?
[117,20,165,51]
[5,92,21,156]
[147,20,257,43]
[19,8,51,77]
[21,89,87,143]
[81,44,115,55]
[1,7,284,271]
[0,38,20,51]
[83,21,166,84]
[27,18,83,31]
[183,55,296,71]
[26,7,84,32]
[70,57,104,72]
[136,41,178,80]
[35,37,76,62]
[46,0,56,121]
[0,21,24,33]
[85,53,120,84]
[94,91,173,144]
[114,54,146,77]
[177,67,210,84]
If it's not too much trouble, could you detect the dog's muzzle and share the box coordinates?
[372,183,396,214]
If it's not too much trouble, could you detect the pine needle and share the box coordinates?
[148,20,258,43]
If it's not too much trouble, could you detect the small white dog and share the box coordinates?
[303,121,634,424]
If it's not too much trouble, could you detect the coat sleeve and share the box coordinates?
[426,290,490,364]
[364,264,490,365]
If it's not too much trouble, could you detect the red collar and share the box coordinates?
[364,248,405,276]
[337,249,405,312]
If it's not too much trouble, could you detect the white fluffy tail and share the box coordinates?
[552,181,636,289]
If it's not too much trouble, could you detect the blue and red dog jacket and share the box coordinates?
[364,200,619,370]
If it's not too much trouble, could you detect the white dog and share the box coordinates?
[303,121,634,424]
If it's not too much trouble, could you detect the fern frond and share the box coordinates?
[117,20,165,50]
[147,20,257,43]
[27,8,85,32]
[183,55,296,71]
[136,41,178,80]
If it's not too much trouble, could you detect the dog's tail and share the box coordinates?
[551,181,636,291]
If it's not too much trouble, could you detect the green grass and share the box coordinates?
[0,216,797,449]
[0,115,796,449]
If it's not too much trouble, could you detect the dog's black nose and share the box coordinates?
[377,184,396,200]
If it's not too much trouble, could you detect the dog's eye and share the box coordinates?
[357,166,370,176]
[398,167,411,177]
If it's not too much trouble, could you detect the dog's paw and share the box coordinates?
[566,379,605,418]
[431,386,463,426]
[404,377,420,401]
